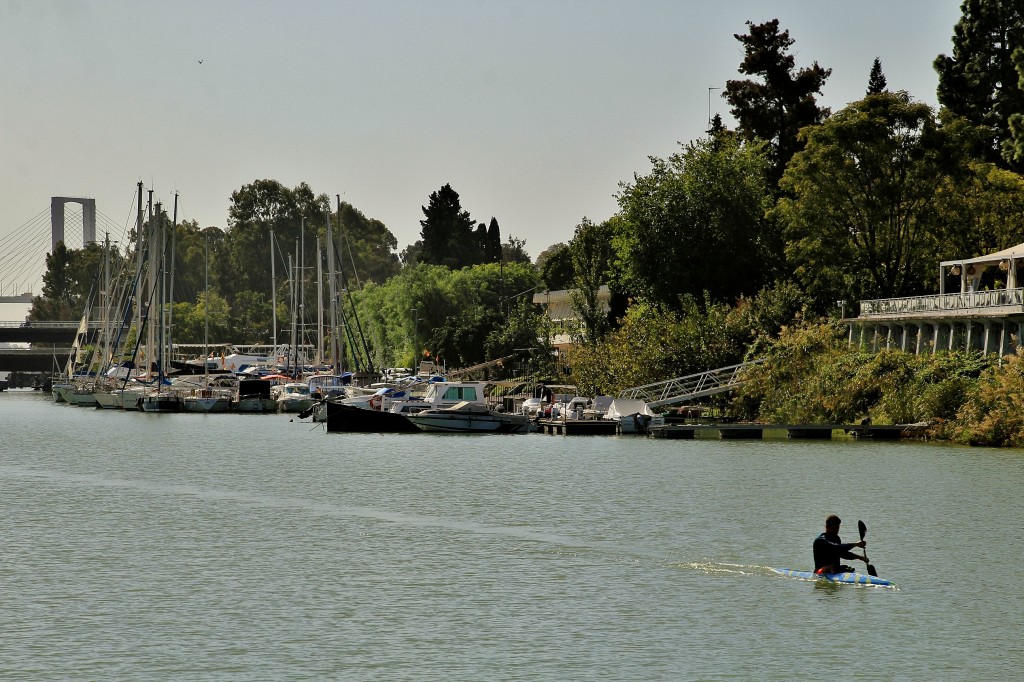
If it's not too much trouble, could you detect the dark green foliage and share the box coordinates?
[566,283,806,396]
[949,348,1024,445]
[418,183,480,269]
[485,217,502,262]
[778,91,973,305]
[349,262,545,371]
[569,218,614,343]
[30,241,117,321]
[867,57,887,95]
[734,322,994,426]
[225,179,327,305]
[615,135,777,309]
[335,202,401,285]
[725,19,832,187]
[501,236,532,264]
[537,243,573,290]
[935,0,1024,170]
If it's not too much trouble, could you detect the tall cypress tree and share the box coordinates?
[486,217,502,262]
[935,0,1024,170]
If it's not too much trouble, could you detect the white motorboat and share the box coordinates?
[604,397,665,433]
[182,388,233,413]
[274,382,316,413]
[407,401,531,433]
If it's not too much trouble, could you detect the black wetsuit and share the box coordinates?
[812,531,859,573]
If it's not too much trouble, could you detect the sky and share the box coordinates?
[1,0,964,318]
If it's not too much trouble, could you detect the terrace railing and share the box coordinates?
[858,288,1024,318]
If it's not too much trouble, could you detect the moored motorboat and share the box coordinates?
[273,382,316,413]
[604,397,666,434]
[140,391,183,413]
[233,378,277,413]
[772,567,894,587]
[325,380,490,433]
[182,388,233,413]
[407,401,531,433]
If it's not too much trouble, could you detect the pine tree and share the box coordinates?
[935,0,1024,169]
[867,57,887,94]
[724,19,832,188]
[418,183,476,268]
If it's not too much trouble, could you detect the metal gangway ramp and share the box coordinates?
[617,360,762,408]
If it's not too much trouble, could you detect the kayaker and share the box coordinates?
[812,514,867,574]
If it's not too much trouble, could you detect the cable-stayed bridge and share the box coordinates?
[0,197,135,307]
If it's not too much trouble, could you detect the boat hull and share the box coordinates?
[325,402,419,433]
[183,396,232,413]
[408,413,531,433]
[233,397,277,413]
[140,394,183,413]
[772,567,894,587]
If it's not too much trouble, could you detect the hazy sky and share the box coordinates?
[1,0,963,316]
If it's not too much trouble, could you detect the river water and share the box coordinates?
[2,389,1022,680]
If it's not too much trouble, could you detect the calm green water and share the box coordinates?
[2,389,1022,680]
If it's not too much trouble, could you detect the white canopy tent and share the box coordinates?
[939,242,1024,294]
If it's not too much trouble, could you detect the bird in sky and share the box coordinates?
[198,59,203,64]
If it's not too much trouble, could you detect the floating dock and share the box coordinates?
[649,423,929,440]
[536,418,619,436]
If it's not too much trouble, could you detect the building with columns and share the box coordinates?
[849,243,1024,355]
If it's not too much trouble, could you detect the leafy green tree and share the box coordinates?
[400,240,424,266]
[418,183,479,268]
[867,57,887,95]
[936,0,1024,169]
[350,262,542,370]
[569,217,614,343]
[932,160,1024,263]
[536,242,574,290]
[778,91,973,307]
[501,236,531,264]
[228,290,273,344]
[170,290,231,344]
[615,135,776,309]
[225,179,328,304]
[30,241,110,320]
[724,19,832,187]
[333,201,401,285]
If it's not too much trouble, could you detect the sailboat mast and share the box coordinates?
[270,228,277,348]
[167,193,178,371]
[100,232,111,374]
[300,218,306,371]
[203,231,209,386]
[154,200,165,386]
[146,191,155,380]
[325,211,339,371]
[316,237,323,366]
[135,182,144,350]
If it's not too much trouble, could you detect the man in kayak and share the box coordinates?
[813,514,868,574]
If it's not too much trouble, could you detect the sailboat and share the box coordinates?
[183,232,231,413]
[140,197,182,412]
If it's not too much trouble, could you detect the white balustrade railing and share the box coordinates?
[859,288,1024,317]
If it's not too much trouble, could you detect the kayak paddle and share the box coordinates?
[858,519,878,577]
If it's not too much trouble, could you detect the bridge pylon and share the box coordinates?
[51,197,96,251]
